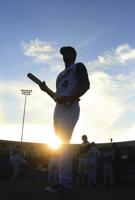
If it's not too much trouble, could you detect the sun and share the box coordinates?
[0,124,64,148]
[47,135,62,149]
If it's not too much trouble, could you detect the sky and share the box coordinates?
[0,0,135,144]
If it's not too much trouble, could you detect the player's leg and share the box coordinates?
[109,164,113,186]
[58,145,73,189]
[47,102,80,191]
[103,165,108,186]
[82,157,89,185]
[48,159,54,184]
[11,166,20,181]
[53,102,80,143]
[77,157,83,185]
[93,166,97,185]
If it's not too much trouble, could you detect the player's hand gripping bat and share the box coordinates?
[27,73,56,101]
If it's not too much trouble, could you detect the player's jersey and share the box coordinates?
[89,147,100,165]
[79,142,91,158]
[56,63,77,96]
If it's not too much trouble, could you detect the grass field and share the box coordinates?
[0,180,135,200]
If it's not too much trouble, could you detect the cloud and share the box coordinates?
[1,68,135,143]
[0,123,55,143]
[1,43,135,143]
[107,124,135,142]
[0,79,55,125]
[87,44,135,70]
[72,72,125,143]
[76,34,100,48]
[72,69,135,143]
[116,44,135,63]
[0,105,5,123]
[49,63,64,72]
[21,38,60,63]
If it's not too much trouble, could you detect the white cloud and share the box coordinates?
[76,34,100,48]
[72,72,125,143]
[116,44,135,63]
[1,43,135,143]
[87,44,135,70]
[72,69,135,143]
[0,105,5,123]
[1,68,135,143]
[21,38,60,63]
[0,124,22,141]
[107,124,135,142]
[0,123,55,143]
[35,54,52,62]
[22,38,54,55]
[0,79,55,125]
[49,63,64,72]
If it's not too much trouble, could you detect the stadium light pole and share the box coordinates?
[20,89,32,142]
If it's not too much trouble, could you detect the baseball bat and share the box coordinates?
[27,73,42,85]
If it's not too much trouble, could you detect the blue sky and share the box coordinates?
[0,0,135,144]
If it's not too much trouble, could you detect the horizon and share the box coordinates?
[1,137,135,147]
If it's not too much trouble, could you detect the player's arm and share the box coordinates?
[74,62,90,98]
[27,73,57,102]
[39,81,57,102]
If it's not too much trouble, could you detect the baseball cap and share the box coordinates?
[60,46,77,57]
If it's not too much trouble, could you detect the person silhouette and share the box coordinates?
[77,135,91,185]
[9,151,27,181]
[39,46,90,192]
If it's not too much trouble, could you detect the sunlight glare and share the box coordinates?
[47,135,62,149]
